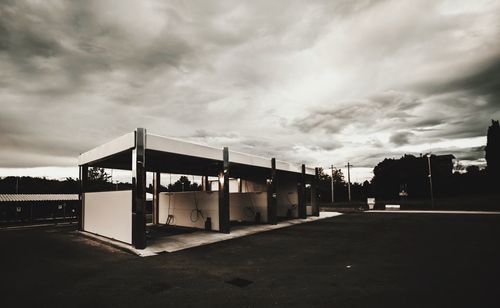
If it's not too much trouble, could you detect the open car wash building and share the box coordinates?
[78,128,320,250]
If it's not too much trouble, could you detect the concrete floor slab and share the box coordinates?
[83,212,341,257]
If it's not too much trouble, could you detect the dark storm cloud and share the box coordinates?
[0,0,499,181]
[0,1,220,98]
[451,146,485,162]
[0,3,61,60]
[414,118,446,129]
[292,91,422,134]
[189,129,289,159]
[390,131,414,146]
[288,0,499,172]
[313,140,343,152]
[419,56,500,105]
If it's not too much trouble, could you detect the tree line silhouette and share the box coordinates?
[305,120,500,206]
[0,173,201,194]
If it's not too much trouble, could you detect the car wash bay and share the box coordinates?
[78,128,320,250]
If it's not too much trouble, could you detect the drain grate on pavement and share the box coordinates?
[225,278,253,288]
[143,281,172,294]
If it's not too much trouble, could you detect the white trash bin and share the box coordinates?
[367,198,375,210]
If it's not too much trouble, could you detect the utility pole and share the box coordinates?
[427,154,435,209]
[345,163,352,202]
[331,165,335,204]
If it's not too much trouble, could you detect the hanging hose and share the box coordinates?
[190,189,203,222]
[244,203,255,219]
[162,174,176,225]
[287,192,298,209]
[162,192,175,225]
[244,180,257,219]
[166,214,174,225]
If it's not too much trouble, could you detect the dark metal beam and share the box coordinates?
[132,128,147,249]
[267,158,277,224]
[202,176,210,191]
[205,176,210,191]
[152,172,160,225]
[78,165,88,231]
[218,147,230,233]
[298,164,307,219]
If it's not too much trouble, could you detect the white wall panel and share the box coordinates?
[84,191,132,244]
[277,173,299,218]
[230,192,268,222]
[158,191,219,231]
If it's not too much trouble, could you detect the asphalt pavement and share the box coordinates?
[1,213,499,307]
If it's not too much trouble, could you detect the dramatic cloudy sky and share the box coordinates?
[1,0,499,182]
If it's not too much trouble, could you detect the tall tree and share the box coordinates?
[332,168,344,183]
[168,176,201,192]
[465,165,480,174]
[86,167,113,192]
[88,167,111,183]
[372,154,454,199]
[485,119,500,174]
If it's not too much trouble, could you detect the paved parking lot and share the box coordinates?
[1,213,499,307]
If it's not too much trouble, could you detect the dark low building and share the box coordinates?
[0,194,80,225]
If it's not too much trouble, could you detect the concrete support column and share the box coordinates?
[218,147,230,233]
[311,167,320,216]
[132,128,147,249]
[267,158,277,225]
[206,176,211,191]
[297,164,307,219]
[78,165,88,231]
[202,176,210,191]
[152,172,160,225]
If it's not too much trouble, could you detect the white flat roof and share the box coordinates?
[78,132,135,166]
[78,130,315,175]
